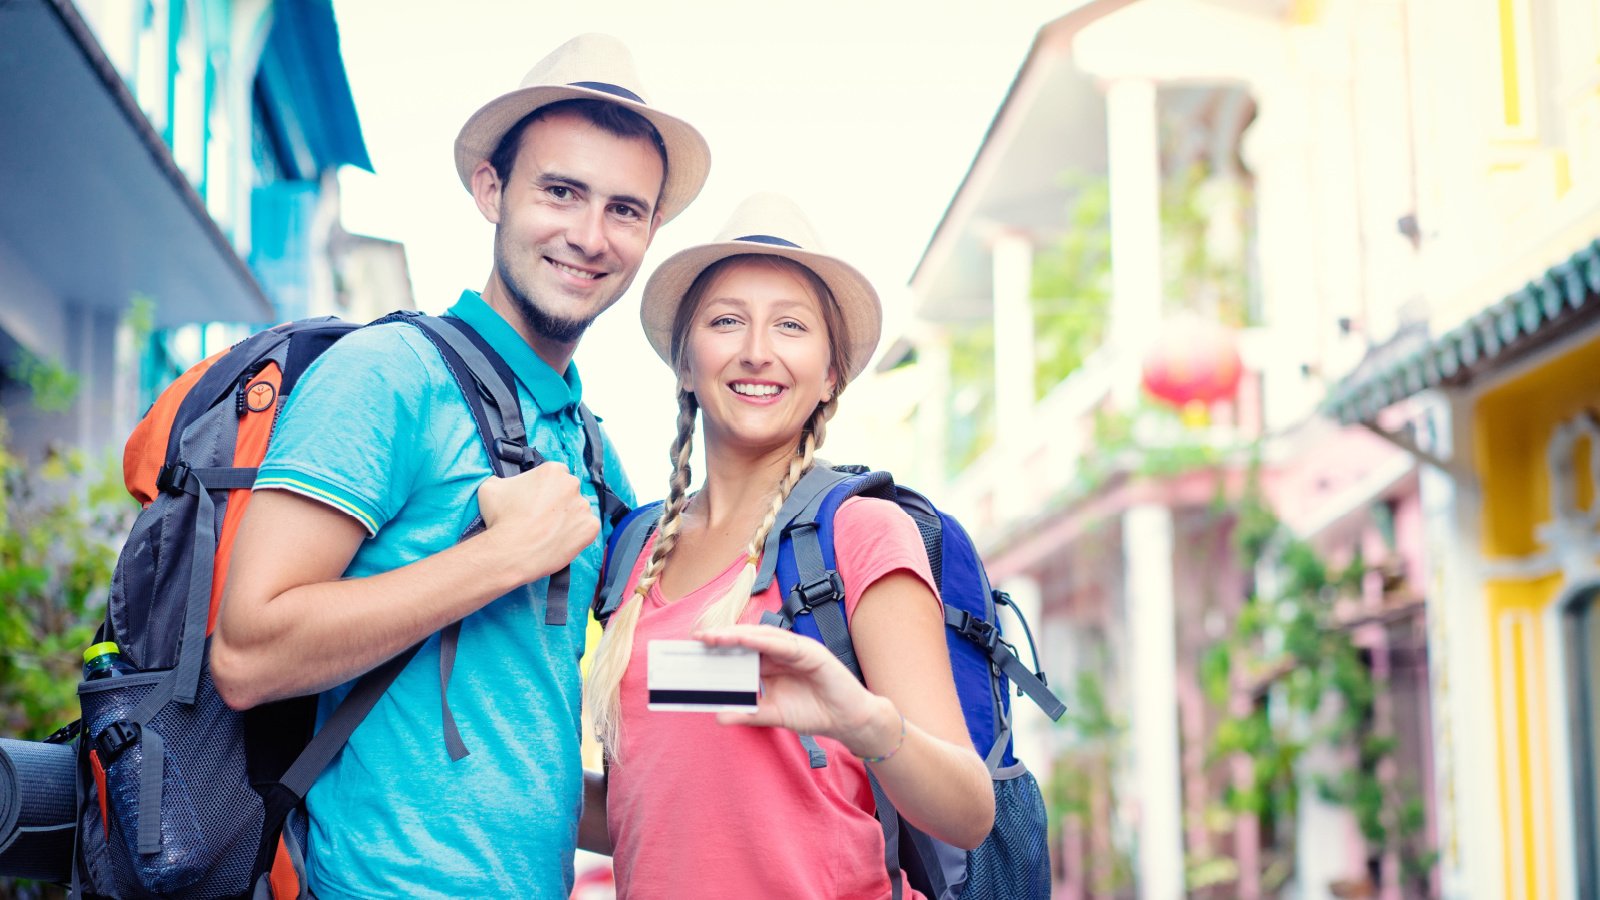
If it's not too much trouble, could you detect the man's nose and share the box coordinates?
[565,204,607,257]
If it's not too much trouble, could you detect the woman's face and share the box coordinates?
[681,259,838,458]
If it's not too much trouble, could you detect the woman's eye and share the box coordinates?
[710,316,739,327]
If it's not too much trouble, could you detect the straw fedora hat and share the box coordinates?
[454,33,710,223]
[641,193,882,381]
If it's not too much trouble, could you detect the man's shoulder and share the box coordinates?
[318,320,435,369]
[294,320,455,399]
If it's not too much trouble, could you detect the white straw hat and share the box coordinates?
[454,33,710,223]
[641,193,882,381]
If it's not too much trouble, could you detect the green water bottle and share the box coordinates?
[82,642,135,680]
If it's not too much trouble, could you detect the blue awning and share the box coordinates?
[0,0,273,331]
[255,0,373,179]
[1324,238,1600,424]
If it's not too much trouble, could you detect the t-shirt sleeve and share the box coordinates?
[833,496,941,620]
[254,325,431,536]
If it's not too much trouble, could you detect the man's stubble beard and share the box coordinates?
[494,225,612,345]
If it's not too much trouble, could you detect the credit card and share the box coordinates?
[646,640,760,713]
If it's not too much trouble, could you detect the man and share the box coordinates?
[211,34,709,898]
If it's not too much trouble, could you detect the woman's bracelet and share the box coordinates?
[857,709,907,765]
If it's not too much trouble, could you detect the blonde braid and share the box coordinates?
[584,389,698,757]
[694,398,839,630]
[631,390,699,599]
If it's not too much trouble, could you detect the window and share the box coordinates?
[170,0,206,187]
[1564,583,1600,897]
[1493,0,1543,143]
[132,0,167,136]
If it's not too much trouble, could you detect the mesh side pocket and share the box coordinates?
[963,764,1051,900]
[79,669,266,898]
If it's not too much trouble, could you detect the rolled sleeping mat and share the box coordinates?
[0,737,75,883]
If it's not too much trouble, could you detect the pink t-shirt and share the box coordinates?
[606,496,940,900]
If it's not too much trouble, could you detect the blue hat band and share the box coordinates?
[733,234,802,249]
[567,81,646,104]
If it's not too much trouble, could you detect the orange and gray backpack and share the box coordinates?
[58,311,624,899]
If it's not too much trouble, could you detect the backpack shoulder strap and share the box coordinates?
[769,466,907,900]
[253,639,424,876]
[366,312,551,761]
[595,501,665,625]
[578,403,630,531]
[156,329,288,481]
[773,469,899,680]
[750,461,858,593]
[381,312,538,478]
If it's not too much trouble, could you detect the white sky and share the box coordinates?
[332,0,1070,489]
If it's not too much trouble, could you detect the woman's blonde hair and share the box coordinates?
[585,254,851,757]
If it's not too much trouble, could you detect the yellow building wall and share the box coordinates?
[1477,332,1600,899]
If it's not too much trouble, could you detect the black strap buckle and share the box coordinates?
[789,571,845,611]
[156,461,191,495]
[494,438,544,472]
[44,720,81,745]
[93,720,141,762]
[952,609,1004,652]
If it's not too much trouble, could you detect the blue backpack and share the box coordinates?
[596,463,1067,900]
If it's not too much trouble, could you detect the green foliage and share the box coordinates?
[1186,854,1241,890]
[124,294,156,344]
[1062,668,1122,740]
[1162,162,1254,327]
[1031,173,1112,394]
[1198,473,1437,892]
[6,353,80,415]
[0,419,133,738]
[943,172,1114,473]
[946,324,996,471]
[1072,402,1235,499]
[1048,668,1133,893]
[1200,643,1232,706]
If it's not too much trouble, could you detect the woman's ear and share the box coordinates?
[822,368,838,404]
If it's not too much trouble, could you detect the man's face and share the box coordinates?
[484,109,665,344]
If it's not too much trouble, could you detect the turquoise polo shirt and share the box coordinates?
[255,291,633,899]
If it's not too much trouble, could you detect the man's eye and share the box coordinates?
[611,204,641,219]
[548,186,573,200]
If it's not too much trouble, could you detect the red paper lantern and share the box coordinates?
[1140,312,1243,407]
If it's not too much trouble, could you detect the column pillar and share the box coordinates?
[1124,503,1184,899]
[1418,397,1500,899]
[991,231,1034,521]
[915,323,951,491]
[1104,77,1163,406]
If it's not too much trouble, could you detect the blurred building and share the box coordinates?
[0,0,410,461]
[1323,0,1600,898]
[866,0,1451,897]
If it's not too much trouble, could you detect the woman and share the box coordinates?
[580,193,994,899]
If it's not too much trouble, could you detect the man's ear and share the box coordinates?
[470,161,504,224]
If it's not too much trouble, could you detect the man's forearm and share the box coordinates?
[214,527,535,708]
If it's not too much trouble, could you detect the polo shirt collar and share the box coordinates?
[446,290,583,413]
